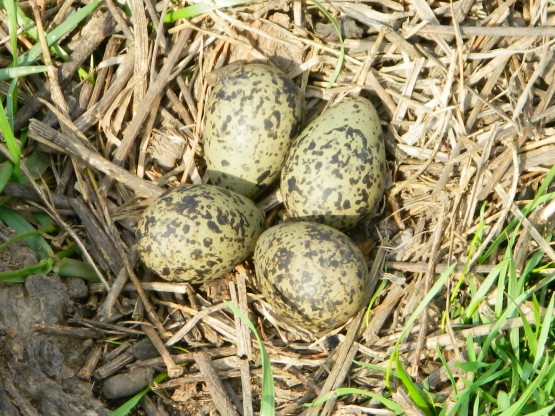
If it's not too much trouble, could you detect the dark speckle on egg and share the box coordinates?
[137,184,265,283]
[253,221,371,331]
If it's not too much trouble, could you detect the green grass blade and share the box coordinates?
[0,258,53,282]
[498,356,555,416]
[0,0,36,39]
[0,65,49,81]
[0,100,21,173]
[364,278,387,326]
[353,360,400,379]
[523,405,555,416]
[462,259,506,322]
[533,293,554,370]
[451,204,486,305]
[226,301,274,416]
[53,257,100,282]
[306,387,403,414]
[480,165,555,262]
[17,0,102,66]
[0,206,53,259]
[478,272,555,363]
[0,162,14,193]
[387,263,457,385]
[165,0,255,22]
[24,151,51,180]
[3,0,18,62]
[6,78,18,128]
[436,346,458,396]
[519,303,538,360]
[395,354,435,416]
[308,0,344,87]
[520,247,546,284]
[506,252,521,354]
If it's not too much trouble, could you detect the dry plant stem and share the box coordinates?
[165,302,229,346]
[105,342,131,363]
[158,368,261,389]
[391,116,450,197]
[341,5,421,59]
[238,358,253,416]
[27,119,163,198]
[96,268,128,321]
[0,143,111,289]
[2,182,73,210]
[75,47,136,131]
[137,94,162,178]
[465,143,521,270]
[392,388,427,416]
[229,275,253,416]
[305,313,363,416]
[193,352,241,416]
[395,311,546,354]
[539,197,555,223]
[30,0,70,119]
[135,346,237,370]
[149,0,170,59]
[90,265,554,291]
[13,11,115,131]
[477,130,526,201]
[130,0,149,113]
[363,283,405,343]
[85,37,122,111]
[104,0,133,40]
[95,351,136,380]
[410,206,446,376]
[141,395,169,416]
[461,126,498,229]
[230,274,252,359]
[122,254,167,337]
[100,29,193,193]
[77,343,104,380]
[161,301,236,341]
[513,47,553,120]
[34,323,102,339]
[89,281,191,294]
[367,245,386,301]
[76,318,144,336]
[503,187,555,264]
[70,198,124,275]
[142,324,183,378]
[417,24,555,37]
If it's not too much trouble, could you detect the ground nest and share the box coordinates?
[1,0,555,415]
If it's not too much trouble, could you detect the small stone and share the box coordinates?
[102,367,155,399]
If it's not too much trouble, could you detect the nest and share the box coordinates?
[1,0,555,414]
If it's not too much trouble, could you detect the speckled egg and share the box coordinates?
[137,184,265,283]
[253,221,370,331]
[203,63,303,199]
[281,96,386,230]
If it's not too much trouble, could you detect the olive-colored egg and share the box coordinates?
[281,96,386,230]
[203,63,303,199]
[137,184,265,283]
[253,221,370,331]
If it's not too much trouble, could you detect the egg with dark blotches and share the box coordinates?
[137,184,265,283]
[253,221,370,331]
[281,96,386,230]
[203,63,303,199]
